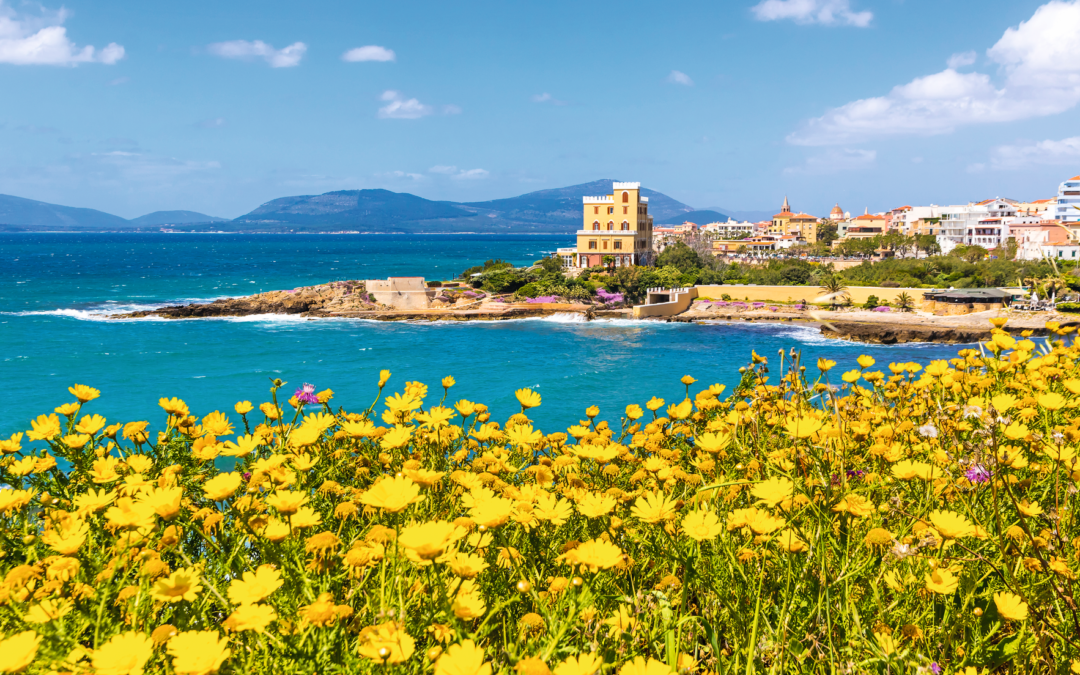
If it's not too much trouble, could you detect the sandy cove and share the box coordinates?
[113,281,1076,343]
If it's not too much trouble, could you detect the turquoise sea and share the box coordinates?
[1,233,964,435]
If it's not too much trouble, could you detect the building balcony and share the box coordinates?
[576,229,641,235]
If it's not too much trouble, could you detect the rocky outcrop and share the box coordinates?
[820,322,992,344]
[118,281,381,319]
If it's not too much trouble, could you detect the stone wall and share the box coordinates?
[366,277,435,310]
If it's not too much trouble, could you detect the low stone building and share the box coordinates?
[921,288,1023,315]
[366,277,435,310]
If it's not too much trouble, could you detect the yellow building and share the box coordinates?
[769,197,819,243]
[566,181,654,268]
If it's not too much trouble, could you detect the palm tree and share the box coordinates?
[819,274,849,310]
[895,292,914,312]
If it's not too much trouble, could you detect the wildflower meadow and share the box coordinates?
[2,318,1080,674]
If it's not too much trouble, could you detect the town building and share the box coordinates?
[836,209,887,241]
[558,181,654,268]
[701,219,755,239]
[769,197,819,243]
[828,204,846,222]
[1053,175,1080,223]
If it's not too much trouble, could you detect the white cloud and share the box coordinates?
[783,148,876,175]
[947,51,977,69]
[789,0,1080,145]
[195,118,227,129]
[983,136,1080,170]
[441,104,462,115]
[751,0,872,27]
[207,40,306,68]
[342,45,395,62]
[428,165,488,180]
[378,90,433,119]
[0,1,124,65]
[666,70,694,86]
[376,170,425,180]
[532,92,567,105]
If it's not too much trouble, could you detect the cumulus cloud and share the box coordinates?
[667,70,694,86]
[783,148,876,175]
[342,45,395,62]
[429,165,488,180]
[207,40,306,67]
[983,136,1080,170]
[378,90,433,119]
[947,51,977,69]
[789,0,1080,145]
[751,0,872,27]
[0,1,124,65]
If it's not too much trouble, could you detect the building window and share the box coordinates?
[594,207,599,214]
[622,191,629,203]
[607,222,614,230]
[614,241,622,249]
[621,221,629,230]
[593,222,599,231]
[603,241,608,250]
[608,207,614,214]
[588,240,597,250]
[623,206,628,214]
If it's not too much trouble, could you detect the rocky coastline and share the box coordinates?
[113,280,1073,343]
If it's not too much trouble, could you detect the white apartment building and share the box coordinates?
[701,219,754,238]
[937,199,1018,249]
[1053,175,1080,223]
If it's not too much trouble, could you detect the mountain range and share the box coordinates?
[0,180,743,234]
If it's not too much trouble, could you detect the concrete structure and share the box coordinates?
[633,286,698,318]
[366,277,436,310]
[921,288,1023,315]
[697,285,926,305]
[1053,175,1080,224]
[567,181,654,268]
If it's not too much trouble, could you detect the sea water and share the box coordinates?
[1,233,964,433]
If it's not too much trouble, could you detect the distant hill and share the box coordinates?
[657,209,730,225]
[703,207,774,223]
[462,180,695,226]
[0,193,130,229]
[129,210,227,226]
[233,189,472,230]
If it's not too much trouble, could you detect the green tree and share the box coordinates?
[895,291,914,312]
[819,274,849,310]
[816,220,839,247]
[655,242,705,273]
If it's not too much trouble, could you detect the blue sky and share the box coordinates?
[2,0,1079,219]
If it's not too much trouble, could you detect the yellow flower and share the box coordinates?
[265,490,308,515]
[1038,392,1066,410]
[994,591,1028,621]
[448,552,489,578]
[357,622,416,664]
[857,355,875,369]
[515,388,542,409]
[534,494,574,526]
[682,510,724,541]
[666,399,693,420]
[841,370,860,384]
[924,569,958,595]
[646,397,665,411]
[625,404,643,420]
[61,433,92,449]
[1003,421,1030,441]
[630,491,678,523]
[751,476,795,508]
[1018,500,1043,517]
[435,640,491,675]
[203,472,243,502]
[227,565,283,605]
[577,492,617,518]
[105,497,156,530]
[784,416,822,439]
[991,394,1017,412]
[159,397,190,417]
[585,405,600,418]
[25,598,72,623]
[470,497,515,529]
[564,539,623,571]
[0,631,41,673]
[832,494,874,518]
[140,487,183,520]
[201,411,233,436]
[222,604,277,633]
[288,506,322,529]
[619,656,673,675]
[380,427,413,450]
[234,401,253,415]
[451,579,487,619]
[929,510,975,539]
[27,413,61,441]
[69,383,101,403]
[553,653,603,675]
[359,475,423,512]
[454,400,477,417]
[91,631,154,675]
[817,358,836,372]
[379,369,392,387]
[398,521,465,560]
[507,423,543,446]
[166,631,231,675]
[775,530,807,553]
[151,568,202,603]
